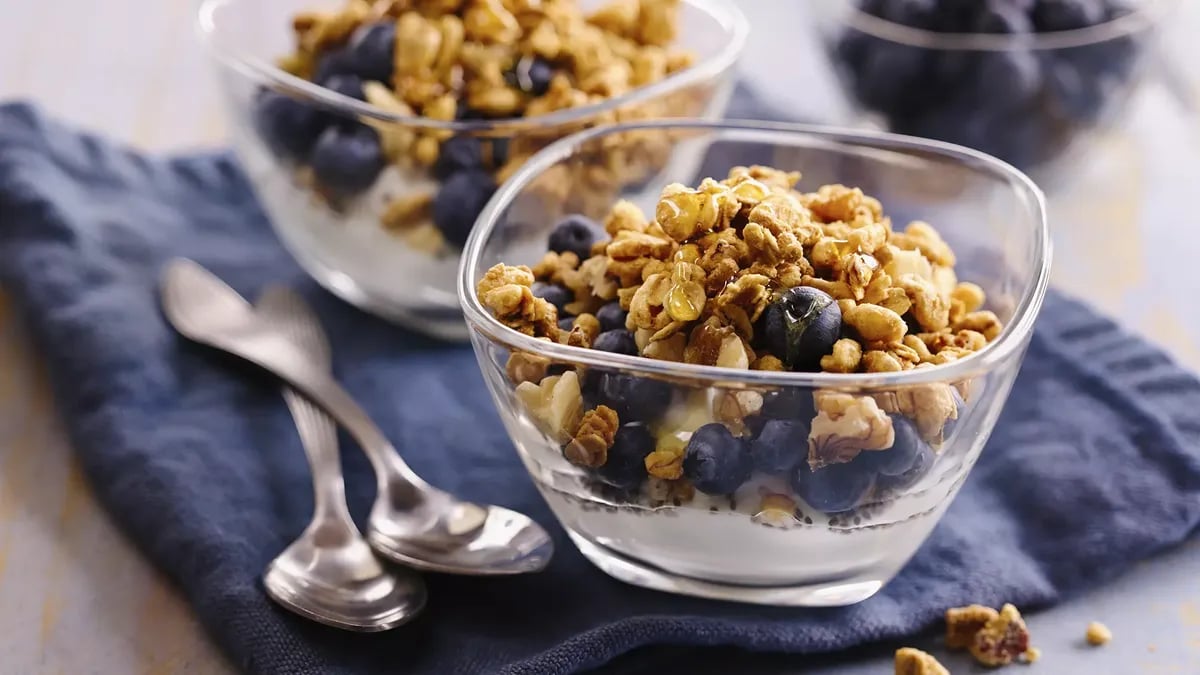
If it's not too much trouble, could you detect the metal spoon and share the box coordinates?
[257,286,425,631]
[160,259,553,575]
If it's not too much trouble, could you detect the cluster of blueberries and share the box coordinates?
[834,0,1144,169]
[253,20,555,246]
[534,215,944,514]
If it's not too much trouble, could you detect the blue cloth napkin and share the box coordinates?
[2,99,1199,675]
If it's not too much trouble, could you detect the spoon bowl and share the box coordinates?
[263,534,426,632]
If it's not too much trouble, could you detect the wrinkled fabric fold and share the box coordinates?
[1,100,1198,675]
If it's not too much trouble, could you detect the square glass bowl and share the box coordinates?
[198,0,747,339]
[459,120,1051,605]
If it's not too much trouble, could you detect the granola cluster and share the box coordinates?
[477,166,1001,516]
[946,603,1037,667]
[484,166,1002,374]
[262,0,697,254]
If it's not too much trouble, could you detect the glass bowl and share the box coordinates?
[197,0,747,340]
[459,120,1051,606]
[810,0,1177,177]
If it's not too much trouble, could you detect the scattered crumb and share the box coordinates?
[895,647,950,675]
[1147,644,1157,652]
[1020,646,1042,664]
[1086,621,1112,646]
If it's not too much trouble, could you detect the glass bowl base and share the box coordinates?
[286,238,470,341]
[566,529,885,607]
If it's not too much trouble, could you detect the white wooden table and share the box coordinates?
[2,2,1200,673]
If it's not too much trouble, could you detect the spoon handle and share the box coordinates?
[160,259,429,502]
[257,288,354,528]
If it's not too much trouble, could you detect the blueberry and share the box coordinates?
[876,441,934,491]
[974,50,1042,109]
[760,388,817,421]
[758,286,842,371]
[592,329,638,356]
[346,21,396,82]
[974,0,1034,33]
[683,424,752,495]
[310,124,385,197]
[584,372,671,423]
[791,461,876,514]
[252,91,329,161]
[558,317,576,332]
[319,73,365,101]
[863,415,929,476]
[314,47,359,81]
[595,302,628,333]
[432,170,496,246]
[485,137,510,169]
[548,214,606,261]
[531,282,572,313]
[597,423,655,489]
[433,135,484,180]
[1044,59,1105,122]
[750,419,810,475]
[1033,0,1107,31]
[851,41,929,116]
[507,56,555,96]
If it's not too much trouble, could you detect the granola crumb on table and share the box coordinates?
[894,647,950,675]
[1085,621,1112,646]
[946,602,1037,668]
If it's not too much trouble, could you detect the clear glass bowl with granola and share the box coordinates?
[198,0,747,339]
[459,120,1051,606]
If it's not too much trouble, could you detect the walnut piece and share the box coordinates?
[808,393,895,469]
[514,371,583,444]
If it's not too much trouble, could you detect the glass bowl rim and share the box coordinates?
[195,0,749,133]
[458,118,1053,389]
[826,0,1179,51]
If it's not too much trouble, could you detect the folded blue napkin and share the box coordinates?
[1,99,1199,675]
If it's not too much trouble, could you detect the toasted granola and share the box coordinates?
[894,647,950,675]
[480,165,1003,510]
[1085,621,1112,646]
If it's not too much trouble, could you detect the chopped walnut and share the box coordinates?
[808,393,895,469]
[894,648,949,675]
[564,405,619,468]
[713,389,763,435]
[505,351,550,384]
[969,604,1032,667]
[514,371,583,444]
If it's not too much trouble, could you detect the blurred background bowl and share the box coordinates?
[198,0,748,340]
[810,0,1178,178]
